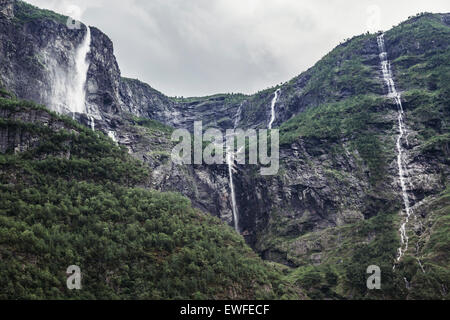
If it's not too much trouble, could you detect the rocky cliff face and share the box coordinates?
[85,27,122,117]
[0,2,248,132]
[1,1,449,299]
[0,2,117,125]
[1,3,80,112]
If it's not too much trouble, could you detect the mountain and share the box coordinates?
[0,84,308,300]
[0,0,449,299]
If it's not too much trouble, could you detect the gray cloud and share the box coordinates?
[27,0,450,97]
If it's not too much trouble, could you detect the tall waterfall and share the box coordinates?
[226,105,242,233]
[234,104,242,128]
[48,26,91,116]
[226,148,239,232]
[70,26,91,116]
[223,88,281,232]
[377,34,412,262]
[268,89,281,129]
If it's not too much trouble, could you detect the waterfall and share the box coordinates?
[234,104,242,128]
[417,258,426,274]
[225,104,246,233]
[108,130,118,143]
[377,34,412,263]
[224,88,281,233]
[70,26,91,115]
[227,87,281,232]
[48,25,92,125]
[226,149,239,232]
[268,89,281,129]
[88,115,95,131]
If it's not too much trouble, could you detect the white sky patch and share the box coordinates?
[26,0,450,97]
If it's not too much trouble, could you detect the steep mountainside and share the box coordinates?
[0,91,305,299]
[0,0,449,299]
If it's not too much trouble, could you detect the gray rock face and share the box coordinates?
[442,13,450,26]
[0,17,82,111]
[85,27,122,117]
[119,78,183,126]
[0,106,74,159]
[0,2,122,124]
[119,77,248,132]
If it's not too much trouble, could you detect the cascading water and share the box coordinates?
[49,26,92,127]
[225,88,281,232]
[226,103,243,233]
[234,104,242,129]
[377,34,412,263]
[417,258,426,274]
[108,130,118,143]
[226,147,240,233]
[88,115,95,131]
[268,89,281,130]
[48,26,91,116]
[70,26,91,116]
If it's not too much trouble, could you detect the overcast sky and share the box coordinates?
[27,0,450,97]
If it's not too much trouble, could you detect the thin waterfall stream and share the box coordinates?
[226,105,242,233]
[377,34,412,263]
[226,149,239,233]
[226,88,281,233]
[268,89,281,130]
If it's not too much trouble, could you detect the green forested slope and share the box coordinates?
[0,95,302,299]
